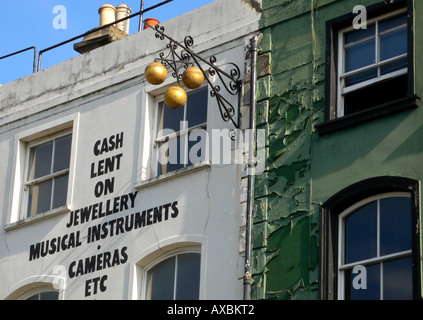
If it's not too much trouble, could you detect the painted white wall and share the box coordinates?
[0,0,261,300]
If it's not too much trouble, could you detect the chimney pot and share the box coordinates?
[98,4,116,26]
[116,4,132,34]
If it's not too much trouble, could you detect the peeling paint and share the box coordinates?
[254,0,423,301]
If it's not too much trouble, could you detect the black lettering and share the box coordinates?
[147,209,153,225]
[80,206,91,224]
[153,206,162,223]
[120,195,129,211]
[41,241,49,257]
[66,211,74,228]
[84,256,96,275]
[171,201,179,218]
[108,219,117,236]
[68,261,76,278]
[120,246,128,264]
[76,260,84,277]
[29,243,41,261]
[163,203,172,220]
[96,253,103,271]
[49,238,57,255]
[116,217,124,235]
[103,251,112,269]
[111,248,121,266]
[125,214,134,232]
[93,140,101,156]
[101,222,109,239]
[129,191,138,208]
[115,132,124,149]
[90,224,101,243]
[134,211,146,229]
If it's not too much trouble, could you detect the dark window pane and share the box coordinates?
[345,25,375,45]
[33,180,53,214]
[380,28,407,62]
[186,87,208,128]
[344,74,408,115]
[52,174,69,209]
[147,256,176,300]
[345,39,375,72]
[176,253,201,300]
[161,101,185,134]
[53,135,72,172]
[345,263,380,300]
[345,68,378,86]
[380,197,412,256]
[39,291,59,300]
[383,257,413,300]
[345,201,377,264]
[380,58,408,75]
[188,129,207,165]
[162,136,184,174]
[29,142,53,179]
[379,15,407,33]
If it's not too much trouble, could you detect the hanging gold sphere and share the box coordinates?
[145,62,168,85]
[182,66,205,89]
[165,86,187,109]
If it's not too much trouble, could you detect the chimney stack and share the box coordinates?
[74,4,131,54]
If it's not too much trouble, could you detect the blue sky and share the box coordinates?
[0,0,215,84]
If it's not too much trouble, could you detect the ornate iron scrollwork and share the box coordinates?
[148,22,242,129]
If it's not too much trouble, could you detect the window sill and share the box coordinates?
[3,205,71,231]
[135,161,211,190]
[315,95,420,136]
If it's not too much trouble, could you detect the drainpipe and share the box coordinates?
[244,35,259,300]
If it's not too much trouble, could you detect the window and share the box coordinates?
[25,291,59,300]
[338,193,412,300]
[316,0,419,135]
[339,11,408,116]
[146,252,201,300]
[154,86,208,176]
[319,177,421,300]
[24,131,72,218]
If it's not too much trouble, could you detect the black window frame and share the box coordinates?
[316,0,420,136]
[319,176,421,300]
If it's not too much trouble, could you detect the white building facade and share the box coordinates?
[0,0,262,300]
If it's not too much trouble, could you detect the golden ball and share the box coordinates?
[165,86,187,109]
[182,67,205,89]
[145,62,167,85]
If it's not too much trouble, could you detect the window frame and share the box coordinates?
[337,192,413,300]
[337,9,408,117]
[6,114,79,229]
[316,0,419,136]
[152,85,210,177]
[23,129,72,219]
[140,246,202,300]
[319,176,421,300]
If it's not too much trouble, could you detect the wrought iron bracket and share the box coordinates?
[147,21,243,130]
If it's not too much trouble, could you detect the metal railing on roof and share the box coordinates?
[0,0,174,78]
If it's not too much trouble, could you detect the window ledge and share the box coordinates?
[135,161,211,190]
[3,205,71,231]
[316,95,420,136]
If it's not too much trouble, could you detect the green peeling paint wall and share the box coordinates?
[252,0,423,300]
